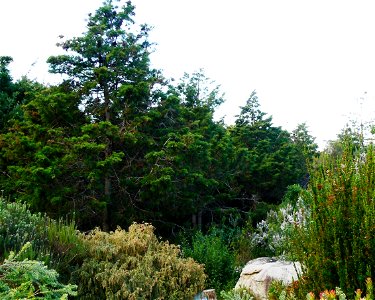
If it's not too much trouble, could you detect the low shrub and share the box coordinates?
[181,227,237,293]
[76,223,206,299]
[220,287,255,300]
[0,242,77,299]
[44,217,85,282]
[0,198,48,259]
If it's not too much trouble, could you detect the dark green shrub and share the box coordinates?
[290,143,375,296]
[282,184,304,207]
[75,223,206,299]
[182,228,237,292]
[43,217,86,282]
[247,201,276,227]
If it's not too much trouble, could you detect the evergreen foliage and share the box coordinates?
[75,223,206,299]
[231,91,308,204]
[6,0,375,298]
[1,0,310,240]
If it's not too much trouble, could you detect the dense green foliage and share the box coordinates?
[0,0,314,237]
[0,198,84,283]
[231,91,310,204]
[181,228,237,292]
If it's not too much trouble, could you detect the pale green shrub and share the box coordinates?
[220,288,255,300]
[0,197,85,283]
[0,198,48,257]
[76,223,206,299]
[0,242,77,299]
[246,193,308,258]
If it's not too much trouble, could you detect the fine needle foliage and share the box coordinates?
[0,242,77,299]
[290,142,375,297]
[76,223,206,299]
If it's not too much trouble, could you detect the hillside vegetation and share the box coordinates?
[2,0,374,299]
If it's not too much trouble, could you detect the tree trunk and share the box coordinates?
[102,82,111,231]
[103,175,110,231]
[198,210,202,230]
[192,214,197,227]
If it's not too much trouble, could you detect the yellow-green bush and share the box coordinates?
[76,223,206,299]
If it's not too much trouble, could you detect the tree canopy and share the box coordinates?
[0,0,315,236]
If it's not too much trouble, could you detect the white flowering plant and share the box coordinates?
[248,185,310,258]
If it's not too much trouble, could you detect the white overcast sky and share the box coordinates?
[2,1,375,148]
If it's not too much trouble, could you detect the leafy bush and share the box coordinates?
[281,184,304,207]
[290,143,375,296]
[76,223,206,299]
[267,279,301,300]
[0,242,77,299]
[182,228,237,293]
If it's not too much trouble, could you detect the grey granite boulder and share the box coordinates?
[235,257,301,300]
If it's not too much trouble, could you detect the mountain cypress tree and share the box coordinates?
[0,56,16,131]
[232,91,306,204]
[47,0,160,229]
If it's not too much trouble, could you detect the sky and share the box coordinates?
[2,1,375,149]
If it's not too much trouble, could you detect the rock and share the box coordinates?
[194,289,217,300]
[235,257,301,300]
[202,289,217,299]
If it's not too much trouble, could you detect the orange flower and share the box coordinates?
[319,289,336,300]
